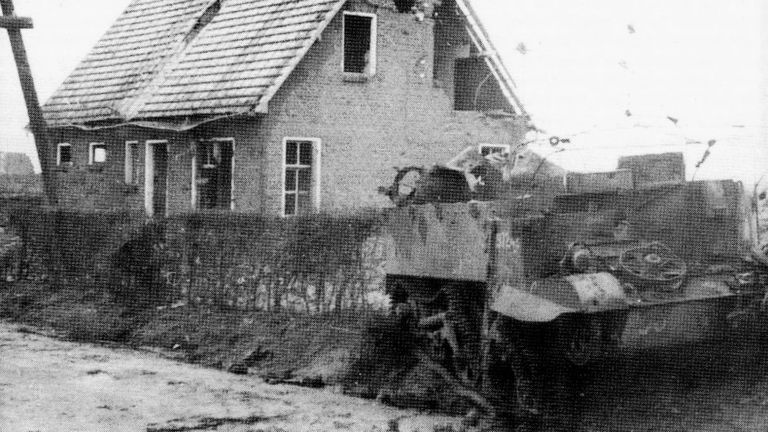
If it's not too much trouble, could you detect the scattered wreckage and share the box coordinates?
[381,143,768,426]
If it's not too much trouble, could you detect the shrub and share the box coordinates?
[10,206,387,314]
[169,209,385,312]
[107,220,171,311]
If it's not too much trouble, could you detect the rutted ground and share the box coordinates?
[0,321,461,432]
[2,319,768,431]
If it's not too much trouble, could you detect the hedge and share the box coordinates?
[8,207,390,313]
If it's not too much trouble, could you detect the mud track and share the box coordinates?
[0,322,460,432]
[1,321,767,431]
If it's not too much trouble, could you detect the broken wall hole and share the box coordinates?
[453,58,510,112]
[394,0,417,13]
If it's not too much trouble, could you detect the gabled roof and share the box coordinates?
[42,0,525,129]
[43,0,347,127]
[455,0,525,118]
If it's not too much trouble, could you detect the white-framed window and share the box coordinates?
[56,143,72,166]
[479,144,511,157]
[125,141,139,184]
[88,142,107,164]
[282,138,321,217]
[342,11,376,75]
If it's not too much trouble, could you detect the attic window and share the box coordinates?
[343,12,376,75]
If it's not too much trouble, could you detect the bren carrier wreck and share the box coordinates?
[381,145,768,427]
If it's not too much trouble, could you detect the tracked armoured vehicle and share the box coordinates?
[382,147,768,427]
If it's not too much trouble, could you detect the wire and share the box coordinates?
[472,72,493,111]
[527,147,564,193]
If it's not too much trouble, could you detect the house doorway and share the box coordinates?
[145,140,169,217]
[195,139,234,210]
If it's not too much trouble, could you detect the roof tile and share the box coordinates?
[43,0,345,125]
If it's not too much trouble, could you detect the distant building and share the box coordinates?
[41,0,529,216]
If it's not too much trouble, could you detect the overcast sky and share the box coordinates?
[1,0,767,182]
[0,0,129,170]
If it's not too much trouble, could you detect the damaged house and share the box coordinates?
[42,0,528,216]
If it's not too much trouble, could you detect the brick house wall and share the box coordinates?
[47,0,527,216]
[48,126,159,211]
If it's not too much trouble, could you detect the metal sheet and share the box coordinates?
[565,272,628,313]
[385,203,489,281]
[492,272,628,322]
[619,299,730,351]
[491,283,576,322]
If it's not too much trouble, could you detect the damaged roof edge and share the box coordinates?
[50,111,259,133]
[257,0,529,120]
[43,0,530,129]
[455,0,529,123]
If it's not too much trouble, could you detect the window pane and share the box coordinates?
[284,193,296,216]
[299,141,312,165]
[131,144,139,176]
[298,168,311,192]
[59,146,71,164]
[285,169,297,192]
[202,142,211,166]
[286,141,297,165]
[200,141,220,167]
[93,146,106,163]
[125,143,133,183]
[297,192,311,214]
[128,143,139,183]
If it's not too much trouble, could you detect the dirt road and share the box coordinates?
[2,320,768,432]
[0,322,460,432]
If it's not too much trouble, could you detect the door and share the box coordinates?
[194,139,234,210]
[192,139,234,210]
[215,142,233,209]
[145,140,168,217]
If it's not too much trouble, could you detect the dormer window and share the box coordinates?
[343,12,376,75]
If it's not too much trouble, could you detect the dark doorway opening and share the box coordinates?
[152,143,168,217]
[197,140,233,210]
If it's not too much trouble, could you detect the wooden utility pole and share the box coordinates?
[1,0,57,205]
